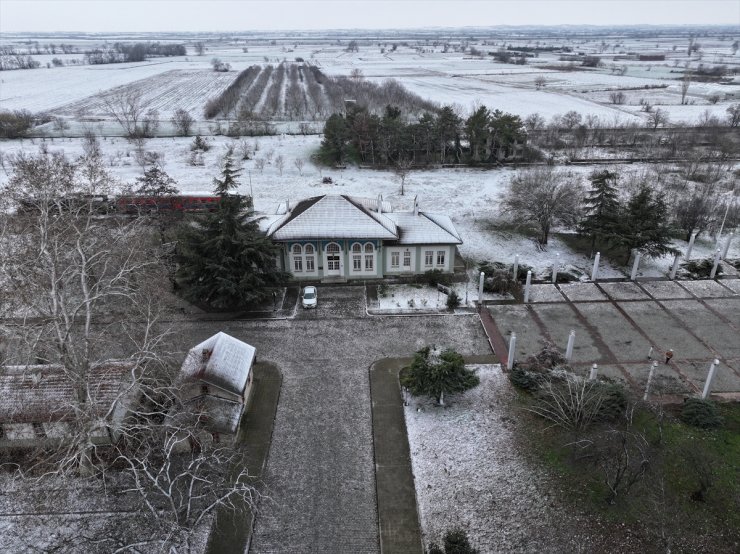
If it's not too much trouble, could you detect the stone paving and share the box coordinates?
[487,279,740,397]
[162,286,491,554]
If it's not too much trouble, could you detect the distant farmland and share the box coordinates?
[204,62,439,121]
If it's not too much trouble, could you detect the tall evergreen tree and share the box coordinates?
[465,106,490,163]
[435,106,461,164]
[175,153,287,309]
[401,346,479,406]
[616,186,678,264]
[134,166,179,196]
[319,113,350,164]
[578,170,621,257]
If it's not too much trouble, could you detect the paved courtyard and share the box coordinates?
[488,278,740,398]
[164,286,491,554]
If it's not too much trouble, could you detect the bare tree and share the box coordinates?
[726,103,740,128]
[193,41,206,56]
[275,154,285,175]
[52,115,69,136]
[502,167,583,245]
[534,75,546,89]
[680,66,692,105]
[254,157,266,173]
[103,89,145,138]
[171,108,194,136]
[294,157,305,175]
[393,158,412,196]
[350,68,364,82]
[609,91,626,105]
[646,108,669,130]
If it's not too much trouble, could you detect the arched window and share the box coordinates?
[364,242,375,272]
[292,244,302,254]
[304,244,314,254]
[352,243,362,253]
[327,243,340,254]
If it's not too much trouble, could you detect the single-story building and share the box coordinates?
[0,361,139,449]
[260,194,463,281]
[178,332,255,442]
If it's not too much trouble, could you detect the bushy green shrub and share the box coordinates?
[443,528,479,554]
[483,270,523,296]
[446,290,461,310]
[595,383,628,422]
[680,258,722,279]
[478,260,532,281]
[424,268,452,287]
[509,366,540,392]
[681,398,723,429]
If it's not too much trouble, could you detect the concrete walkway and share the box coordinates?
[370,358,423,554]
[205,362,283,554]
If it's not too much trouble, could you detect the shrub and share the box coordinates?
[680,258,722,279]
[443,528,479,554]
[446,290,461,310]
[191,135,211,152]
[423,268,452,287]
[595,383,628,422]
[509,366,540,392]
[483,270,523,296]
[0,110,34,138]
[681,398,723,429]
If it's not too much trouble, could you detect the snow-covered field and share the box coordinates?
[1,36,738,125]
[2,134,736,277]
[405,365,565,551]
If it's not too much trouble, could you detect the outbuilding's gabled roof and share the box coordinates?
[180,332,255,396]
[266,195,398,240]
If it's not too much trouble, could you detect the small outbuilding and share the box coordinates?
[178,332,255,440]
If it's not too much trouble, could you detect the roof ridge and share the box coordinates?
[420,211,462,242]
[342,195,398,238]
[267,195,324,237]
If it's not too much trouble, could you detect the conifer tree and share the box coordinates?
[578,169,621,257]
[616,186,678,263]
[401,346,479,406]
[175,153,286,309]
[134,166,179,196]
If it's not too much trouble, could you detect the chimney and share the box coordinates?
[377,194,383,214]
[413,195,419,216]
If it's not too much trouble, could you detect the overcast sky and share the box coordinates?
[1,0,738,33]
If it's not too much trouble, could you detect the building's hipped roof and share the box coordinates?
[267,195,398,240]
[181,332,255,395]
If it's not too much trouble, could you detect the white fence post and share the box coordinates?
[709,249,721,279]
[478,271,485,304]
[524,270,532,303]
[507,333,517,370]
[669,253,681,280]
[589,363,598,381]
[551,263,558,284]
[591,252,600,282]
[701,359,720,399]
[630,250,642,281]
[685,231,697,260]
[643,361,658,401]
[512,255,519,281]
[565,330,575,362]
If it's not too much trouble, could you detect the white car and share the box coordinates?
[301,286,318,309]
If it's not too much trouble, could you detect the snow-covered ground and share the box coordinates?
[405,365,562,551]
[2,134,736,278]
[374,282,509,311]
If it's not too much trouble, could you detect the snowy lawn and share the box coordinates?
[375,282,509,311]
[405,365,561,552]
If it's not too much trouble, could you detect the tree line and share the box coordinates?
[319,103,528,166]
[85,42,186,65]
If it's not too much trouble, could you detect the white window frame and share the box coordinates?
[353,254,362,271]
[425,250,434,266]
[365,255,374,271]
[294,256,303,272]
[403,251,412,267]
[391,251,400,268]
[437,250,446,267]
[305,255,315,272]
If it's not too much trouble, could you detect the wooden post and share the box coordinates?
[630,250,642,281]
[507,333,516,370]
[591,252,600,282]
[685,231,697,260]
[643,361,658,401]
[710,248,721,279]
[524,270,532,303]
[669,253,681,280]
[565,330,575,361]
[701,359,720,399]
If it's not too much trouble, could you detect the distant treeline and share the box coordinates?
[319,104,528,166]
[85,42,186,65]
